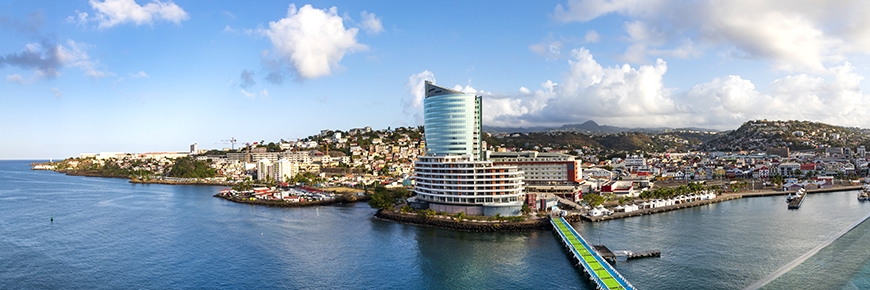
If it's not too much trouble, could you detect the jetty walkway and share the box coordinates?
[551,216,634,290]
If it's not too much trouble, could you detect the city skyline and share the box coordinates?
[3,0,870,159]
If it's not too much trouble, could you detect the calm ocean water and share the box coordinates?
[2,160,869,289]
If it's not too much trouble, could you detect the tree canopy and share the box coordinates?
[166,157,217,178]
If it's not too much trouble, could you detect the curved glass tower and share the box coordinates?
[412,81,525,216]
[423,81,483,160]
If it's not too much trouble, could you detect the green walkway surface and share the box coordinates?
[552,217,633,290]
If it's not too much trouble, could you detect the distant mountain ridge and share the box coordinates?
[483,120,719,134]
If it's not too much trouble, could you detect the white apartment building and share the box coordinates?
[413,155,525,216]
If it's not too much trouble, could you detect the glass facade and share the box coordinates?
[423,81,483,160]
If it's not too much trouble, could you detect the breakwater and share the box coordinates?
[375,210,549,232]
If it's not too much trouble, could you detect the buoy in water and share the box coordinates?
[50,216,53,223]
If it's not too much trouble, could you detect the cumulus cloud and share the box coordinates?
[402,70,436,125]
[681,63,870,128]
[86,0,189,28]
[263,4,367,80]
[260,88,269,97]
[519,86,531,94]
[485,49,666,127]
[240,89,255,98]
[552,0,870,72]
[359,11,384,35]
[483,47,870,130]
[239,69,255,89]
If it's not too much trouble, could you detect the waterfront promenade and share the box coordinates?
[579,185,862,222]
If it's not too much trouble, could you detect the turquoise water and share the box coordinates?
[2,160,869,289]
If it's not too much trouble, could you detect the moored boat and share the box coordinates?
[788,188,806,209]
[859,185,870,202]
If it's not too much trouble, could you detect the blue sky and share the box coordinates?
[3,0,870,159]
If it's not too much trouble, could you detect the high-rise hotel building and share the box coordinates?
[411,82,525,216]
[422,81,484,160]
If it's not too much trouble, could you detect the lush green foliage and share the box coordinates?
[166,157,217,178]
[583,193,605,207]
[367,186,411,210]
[289,172,323,185]
[638,182,712,200]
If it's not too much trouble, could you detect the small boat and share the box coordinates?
[786,190,801,203]
[788,188,806,209]
[859,185,870,202]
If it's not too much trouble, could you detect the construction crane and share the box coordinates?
[221,137,238,150]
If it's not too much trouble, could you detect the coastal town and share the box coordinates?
[33,111,870,225]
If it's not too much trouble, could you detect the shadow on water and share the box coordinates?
[757,211,870,290]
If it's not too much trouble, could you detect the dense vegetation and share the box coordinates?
[367,186,411,210]
[484,130,711,157]
[166,157,217,178]
[702,120,870,151]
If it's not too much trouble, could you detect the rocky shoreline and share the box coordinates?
[214,194,369,208]
[59,170,130,179]
[130,178,233,186]
[374,210,550,232]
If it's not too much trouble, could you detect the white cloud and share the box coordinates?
[259,89,269,97]
[680,62,870,128]
[553,0,656,23]
[6,74,27,84]
[129,71,148,78]
[483,47,870,130]
[529,40,563,59]
[359,11,384,35]
[402,70,436,125]
[584,30,600,43]
[552,0,870,72]
[240,89,255,98]
[519,86,531,94]
[649,39,703,59]
[51,88,63,98]
[221,25,238,34]
[487,47,687,127]
[59,40,114,79]
[264,4,367,80]
[66,11,90,26]
[87,0,188,28]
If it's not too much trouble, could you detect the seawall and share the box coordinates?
[374,210,550,232]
